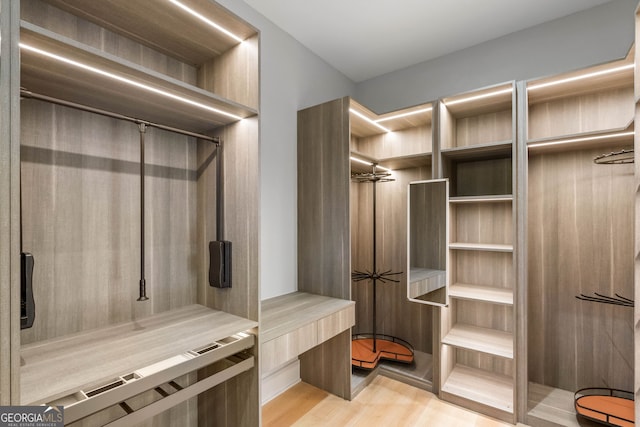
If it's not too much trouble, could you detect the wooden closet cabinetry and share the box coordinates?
[525,54,634,427]
[1,0,260,425]
[436,83,518,423]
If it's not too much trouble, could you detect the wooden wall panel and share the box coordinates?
[20,100,198,345]
[451,203,512,245]
[528,147,634,392]
[355,125,431,159]
[455,348,513,377]
[199,34,259,111]
[197,117,259,322]
[21,1,198,85]
[351,167,434,353]
[196,118,259,427]
[454,110,512,148]
[298,98,350,299]
[299,330,352,400]
[452,251,513,289]
[528,87,634,141]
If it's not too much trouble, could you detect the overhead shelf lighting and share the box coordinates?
[350,156,392,172]
[168,0,245,43]
[349,109,391,133]
[528,64,634,91]
[20,43,244,121]
[527,131,634,149]
[375,106,432,123]
[445,87,513,106]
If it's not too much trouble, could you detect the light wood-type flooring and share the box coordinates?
[262,375,514,426]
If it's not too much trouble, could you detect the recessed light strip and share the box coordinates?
[445,87,513,106]
[528,64,634,91]
[20,43,243,121]
[349,156,392,172]
[528,131,634,149]
[375,106,432,123]
[349,109,390,133]
[168,0,245,43]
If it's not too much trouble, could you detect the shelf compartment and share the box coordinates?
[440,82,514,150]
[40,0,258,66]
[442,325,513,359]
[20,304,257,409]
[444,155,512,197]
[527,55,634,141]
[450,243,513,252]
[441,365,514,413]
[449,283,513,305]
[20,23,256,133]
[440,140,512,159]
[450,199,512,246]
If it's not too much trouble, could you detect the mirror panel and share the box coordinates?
[407,179,449,306]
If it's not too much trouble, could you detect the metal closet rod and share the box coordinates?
[20,89,220,144]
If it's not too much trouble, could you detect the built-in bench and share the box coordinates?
[260,292,355,402]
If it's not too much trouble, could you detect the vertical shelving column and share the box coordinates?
[437,83,517,423]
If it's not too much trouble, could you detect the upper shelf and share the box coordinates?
[350,99,433,138]
[20,23,257,132]
[41,0,258,66]
[527,54,634,105]
[442,82,514,118]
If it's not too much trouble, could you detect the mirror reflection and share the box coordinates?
[407,179,448,306]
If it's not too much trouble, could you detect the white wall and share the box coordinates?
[215,0,355,300]
[355,0,637,114]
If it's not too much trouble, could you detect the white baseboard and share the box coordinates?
[261,358,301,405]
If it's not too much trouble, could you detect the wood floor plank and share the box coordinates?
[262,376,513,426]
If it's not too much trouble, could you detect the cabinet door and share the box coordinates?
[407,179,449,306]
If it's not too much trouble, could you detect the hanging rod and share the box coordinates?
[20,89,219,144]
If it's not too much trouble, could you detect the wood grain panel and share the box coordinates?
[454,109,512,148]
[455,349,514,377]
[20,100,198,344]
[455,300,513,333]
[199,34,259,111]
[355,125,431,160]
[528,87,634,141]
[261,323,316,374]
[528,148,634,392]
[299,330,351,400]
[298,98,350,299]
[351,167,434,353]
[22,1,198,85]
[38,0,257,66]
[197,117,259,322]
[451,202,513,245]
[452,251,513,289]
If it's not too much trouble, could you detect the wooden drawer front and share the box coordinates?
[261,322,316,373]
[316,306,355,344]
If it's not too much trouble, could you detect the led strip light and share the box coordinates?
[528,131,634,149]
[20,43,244,121]
[350,109,391,133]
[350,156,392,172]
[168,0,245,43]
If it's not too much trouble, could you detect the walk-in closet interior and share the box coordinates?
[1,0,639,426]
[1,0,260,425]
[297,47,637,426]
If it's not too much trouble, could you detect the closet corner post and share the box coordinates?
[514,79,529,424]
[432,100,443,179]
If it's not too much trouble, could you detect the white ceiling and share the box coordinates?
[244,0,614,82]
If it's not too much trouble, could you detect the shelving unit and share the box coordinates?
[2,0,261,425]
[349,99,437,393]
[525,52,635,427]
[437,82,517,423]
